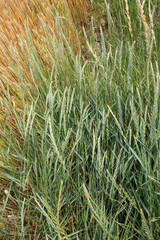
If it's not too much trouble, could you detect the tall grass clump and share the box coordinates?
[0,0,160,239]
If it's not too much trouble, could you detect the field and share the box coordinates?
[0,0,160,239]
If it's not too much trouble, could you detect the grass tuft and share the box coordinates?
[0,0,160,239]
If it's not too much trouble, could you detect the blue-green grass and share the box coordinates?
[0,0,160,239]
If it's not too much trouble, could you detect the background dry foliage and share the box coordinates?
[0,0,88,108]
[0,0,89,152]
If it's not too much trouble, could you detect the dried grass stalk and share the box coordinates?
[137,0,149,47]
[149,0,156,45]
[125,0,133,41]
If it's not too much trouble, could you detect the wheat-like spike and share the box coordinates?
[125,0,133,41]
[149,0,156,45]
[137,0,149,48]
[140,209,154,240]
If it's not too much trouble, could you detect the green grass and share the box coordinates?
[0,0,160,239]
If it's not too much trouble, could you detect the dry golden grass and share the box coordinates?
[0,0,89,92]
[125,0,133,41]
[149,0,156,45]
[0,0,89,143]
[0,0,89,154]
[137,0,149,47]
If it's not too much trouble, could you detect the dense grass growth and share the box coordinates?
[0,0,160,239]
